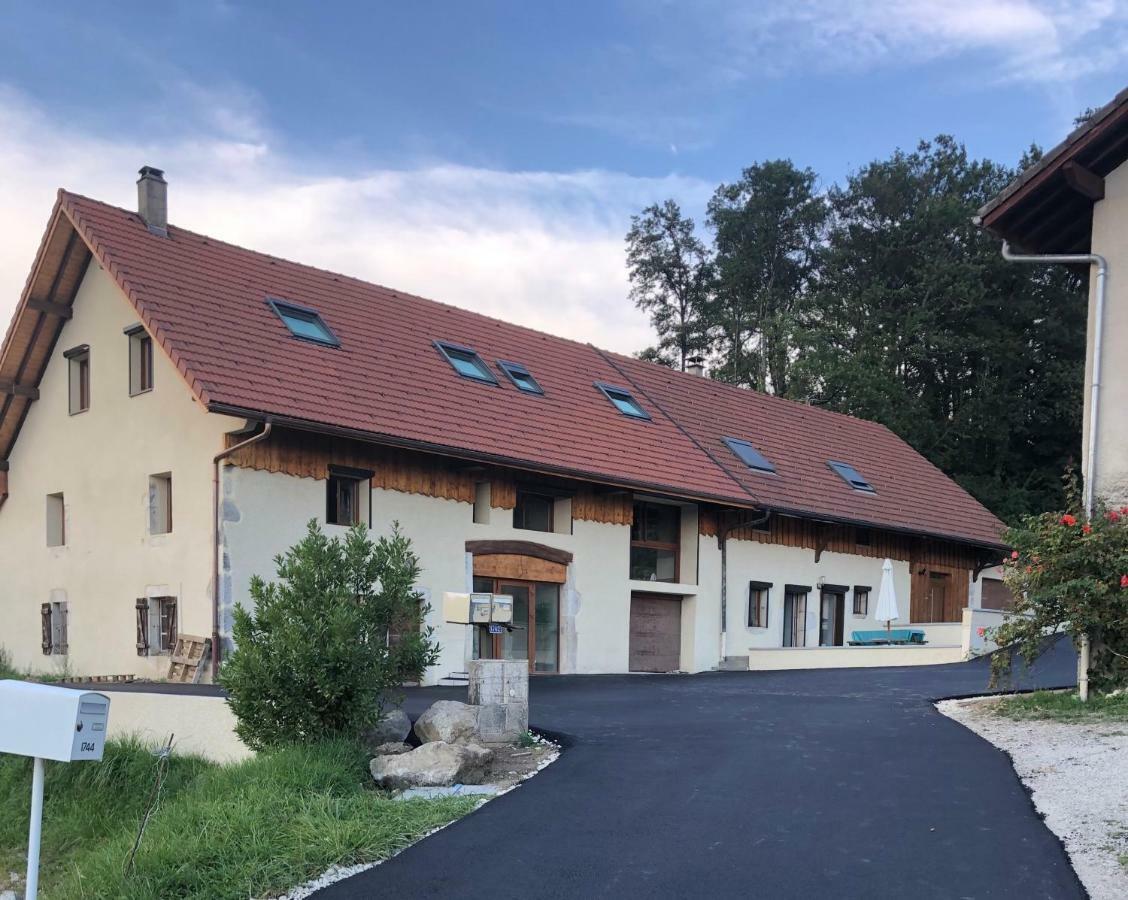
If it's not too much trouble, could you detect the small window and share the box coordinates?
[136,596,178,655]
[596,383,650,420]
[498,361,544,394]
[149,473,172,535]
[268,298,340,346]
[127,326,154,395]
[855,527,872,547]
[630,500,680,581]
[327,467,371,526]
[828,460,876,493]
[66,345,90,414]
[513,490,554,532]
[46,492,65,547]
[748,581,771,628]
[435,341,497,384]
[723,438,776,473]
[853,586,870,617]
[41,601,68,655]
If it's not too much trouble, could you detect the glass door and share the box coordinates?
[497,583,530,664]
[470,578,559,673]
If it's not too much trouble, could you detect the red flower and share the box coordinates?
[1060,514,1077,526]
[976,627,987,637]
[1010,550,1019,559]
[1083,524,1092,534]
[1108,510,1121,523]
[1122,575,1128,589]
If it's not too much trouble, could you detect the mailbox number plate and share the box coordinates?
[488,623,504,634]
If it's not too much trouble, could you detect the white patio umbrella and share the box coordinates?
[874,558,900,639]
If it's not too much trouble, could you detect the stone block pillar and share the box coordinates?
[468,659,529,742]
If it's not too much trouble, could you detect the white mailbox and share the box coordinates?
[443,591,472,624]
[491,594,514,624]
[0,680,110,762]
[470,592,493,624]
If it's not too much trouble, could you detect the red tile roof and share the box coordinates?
[10,190,1006,547]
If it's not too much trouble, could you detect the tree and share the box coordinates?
[706,160,826,395]
[220,521,438,750]
[625,200,713,371]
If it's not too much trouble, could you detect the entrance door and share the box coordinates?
[471,577,560,674]
[629,593,681,672]
[819,590,845,646]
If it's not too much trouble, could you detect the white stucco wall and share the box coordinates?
[1086,159,1128,506]
[0,262,239,678]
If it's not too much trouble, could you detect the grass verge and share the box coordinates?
[0,738,477,899]
[993,689,1128,722]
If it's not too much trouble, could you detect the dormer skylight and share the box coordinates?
[498,360,543,394]
[268,298,339,347]
[595,382,650,420]
[723,437,776,473]
[828,460,876,493]
[435,340,498,384]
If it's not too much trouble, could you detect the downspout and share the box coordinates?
[719,509,771,662]
[999,240,1108,700]
[212,420,272,680]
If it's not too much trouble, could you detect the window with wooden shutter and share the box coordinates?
[136,597,150,656]
[157,598,177,652]
[54,603,68,654]
[41,602,53,654]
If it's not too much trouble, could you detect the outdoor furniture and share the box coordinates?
[848,629,927,646]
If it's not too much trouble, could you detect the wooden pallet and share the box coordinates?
[167,634,211,683]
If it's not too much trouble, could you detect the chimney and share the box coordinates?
[137,166,168,236]
[686,355,706,377]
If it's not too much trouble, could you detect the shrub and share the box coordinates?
[992,501,1128,692]
[219,521,439,750]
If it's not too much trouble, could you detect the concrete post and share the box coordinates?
[467,659,529,742]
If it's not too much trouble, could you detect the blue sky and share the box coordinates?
[1,1,1126,349]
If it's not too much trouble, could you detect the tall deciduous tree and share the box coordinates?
[706,160,826,395]
[626,200,713,370]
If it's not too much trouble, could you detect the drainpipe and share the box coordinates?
[999,240,1108,701]
[719,509,771,662]
[212,420,272,680]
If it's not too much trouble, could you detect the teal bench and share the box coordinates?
[848,629,927,646]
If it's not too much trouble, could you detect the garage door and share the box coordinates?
[629,593,682,673]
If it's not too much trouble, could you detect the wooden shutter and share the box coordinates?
[160,599,178,652]
[41,602,53,654]
[136,598,150,656]
[56,604,68,654]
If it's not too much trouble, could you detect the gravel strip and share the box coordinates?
[938,696,1128,900]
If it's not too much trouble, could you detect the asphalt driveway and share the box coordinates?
[320,638,1083,899]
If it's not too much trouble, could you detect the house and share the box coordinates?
[977,86,1128,510]
[0,169,1010,685]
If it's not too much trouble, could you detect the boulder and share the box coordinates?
[371,741,412,756]
[413,700,480,745]
[369,741,494,790]
[361,707,412,750]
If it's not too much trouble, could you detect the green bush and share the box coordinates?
[992,500,1128,692]
[219,521,439,750]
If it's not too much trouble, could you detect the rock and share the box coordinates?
[361,707,411,750]
[371,741,412,756]
[369,740,495,789]
[413,700,480,745]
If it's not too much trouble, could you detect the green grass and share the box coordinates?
[993,689,1128,722]
[0,738,477,899]
[0,646,20,680]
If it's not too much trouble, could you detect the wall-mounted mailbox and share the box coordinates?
[491,594,513,624]
[443,592,471,624]
[0,680,110,762]
[470,592,493,623]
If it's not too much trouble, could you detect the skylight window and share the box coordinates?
[723,437,776,473]
[595,382,650,420]
[497,360,543,394]
[268,299,339,347]
[435,341,498,384]
[828,460,876,493]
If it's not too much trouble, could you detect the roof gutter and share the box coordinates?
[999,241,1108,519]
[211,419,272,681]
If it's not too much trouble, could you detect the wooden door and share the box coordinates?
[629,593,682,672]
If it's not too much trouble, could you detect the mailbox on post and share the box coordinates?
[0,680,111,900]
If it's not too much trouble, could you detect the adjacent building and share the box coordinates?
[1,170,1010,684]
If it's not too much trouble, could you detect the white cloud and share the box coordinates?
[0,85,710,354]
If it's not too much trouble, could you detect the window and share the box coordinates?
[981,577,1015,611]
[66,345,90,414]
[630,501,680,582]
[855,527,872,547]
[723,437,776,473]
[853,585,871,616]
[326,466,371,526]
[435,341,497,384]
[136,596,177,655]
[595,383,650,420]
[513,490,554,532]
[748,581,771,627]
[783,586,809,647]
[498,360,544,394]
[149,473,172,535]
[828,460,876,493]
[41,600,68,655]
[127,325,154,395]
[46,492,65,547]
[268,298,340,346]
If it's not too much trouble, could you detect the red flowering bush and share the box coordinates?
[992,501,1128,692]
